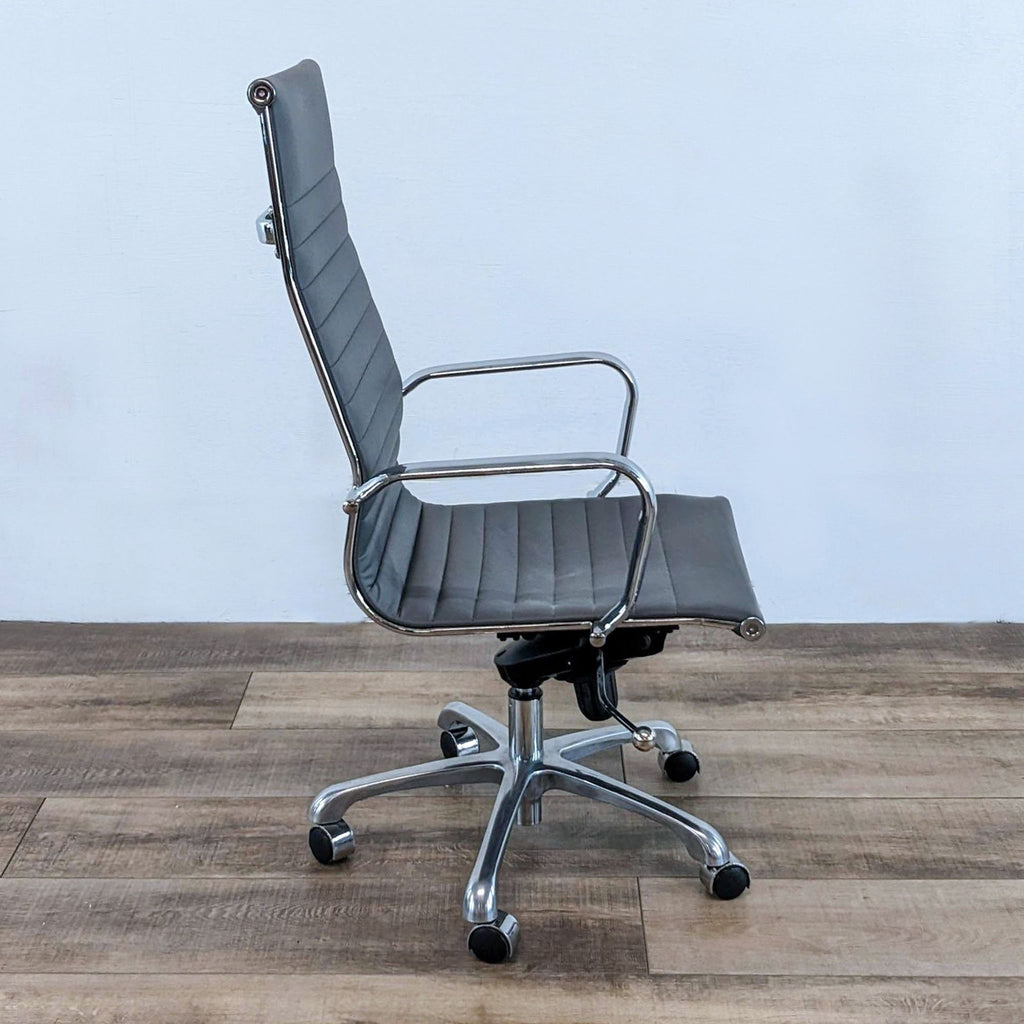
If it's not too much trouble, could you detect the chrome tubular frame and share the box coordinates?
[343,451,657,647]
[402,351,638,498]
[249,79,364,487]
[309,689,744,926]
[250,77,766,646]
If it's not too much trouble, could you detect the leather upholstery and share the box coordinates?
[257,59,762,632]
[263,60,404,480]
[356,492,761,628]
[261,60,408,574]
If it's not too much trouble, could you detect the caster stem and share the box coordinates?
[440,724,480,758]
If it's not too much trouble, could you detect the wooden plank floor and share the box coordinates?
[0,621,1021,1022]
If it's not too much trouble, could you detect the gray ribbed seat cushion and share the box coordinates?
[354,491,761,628]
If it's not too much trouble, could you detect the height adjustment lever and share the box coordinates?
[493,628,675,741]
[595,651,656,751]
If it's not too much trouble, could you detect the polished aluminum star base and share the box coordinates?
[309,689,746,926]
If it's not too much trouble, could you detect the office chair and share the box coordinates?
[248,59,765,964]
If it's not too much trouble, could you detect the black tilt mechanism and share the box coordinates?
[494,627,675,729]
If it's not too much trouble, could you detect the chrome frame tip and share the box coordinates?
[738,616,766,642]
[247,79,275,110]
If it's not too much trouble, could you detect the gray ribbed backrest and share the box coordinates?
[259,59,404,480]
[252,60,422,623]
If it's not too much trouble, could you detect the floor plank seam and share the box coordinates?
[13,794,1024,801]
[229,671,254,729]
[4,969,1021,980]
[3,872,1018,882]
[1,798,44,877]
[636,876,652,976]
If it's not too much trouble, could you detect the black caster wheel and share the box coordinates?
[308,819,355,865]
[701,861,750,900]
[440,723,480,758]
[659,749,700,782]
[467,910,520,964]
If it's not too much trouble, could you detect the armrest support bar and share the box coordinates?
[401,352,638,498]
[344,451,657,647]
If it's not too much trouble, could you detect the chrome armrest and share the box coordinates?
[401,352,638,498]
[344,451,657,647]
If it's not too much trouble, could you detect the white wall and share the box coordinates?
[2,1,1022,623]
